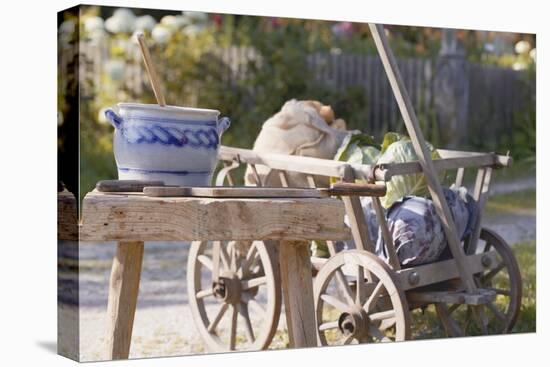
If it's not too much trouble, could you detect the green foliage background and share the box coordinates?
[60,7,536,200]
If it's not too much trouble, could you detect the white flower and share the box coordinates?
[84,16,104,33]
[59,19,75,34]
[89,29,107,45]
[105,16,124,33]
[105,8,136,33]
[105,59,125,81]
[182,11,208,24]
[135,15,156,31]
[529,48,536,62]
[113,8,136,23]
[160,15,176,28]
[514,40,531,54]
[182,24,205,36]
[512,62,526,71]
[161,14,189,29]
[175,15,191,27]
[151,24,172,44]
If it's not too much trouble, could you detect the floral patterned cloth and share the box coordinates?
[343,187,478,267]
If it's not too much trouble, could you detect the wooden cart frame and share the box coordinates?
[185,24,521,349]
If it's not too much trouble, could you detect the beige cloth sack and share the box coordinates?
[245,99,349,188]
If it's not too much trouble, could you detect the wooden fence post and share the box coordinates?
[433,29,469,147]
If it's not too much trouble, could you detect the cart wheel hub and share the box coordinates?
[213,274,242,304]
[338,307,369,338]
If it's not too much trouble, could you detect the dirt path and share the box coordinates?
[483,211,535,244]
[72,242,287,361]
[482,176,536,244]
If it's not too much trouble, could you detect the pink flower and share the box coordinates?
[332,22,354,38]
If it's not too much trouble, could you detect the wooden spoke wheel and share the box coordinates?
[314,250,411,345]
[437,228,522,336]
[187,240,281,352]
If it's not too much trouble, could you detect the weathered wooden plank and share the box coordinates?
[215,160,239,186]
[371,196,400,270]
[395,251,499,291]
[143,186,326,198]
[407,288,496,305]
[106,241,144,359]
[58,190,79,241]
[379,153,510,179]
[80,192,350,242]
[249,164,263,187]
[466,167,493,255]
[279,240,318,348]
[96,180,165,193]
[455,167,465,187]
[437,149,512,167]
[341,171,375,253]
[342,196,375,253]
[219,146,352,179]
[278,170,290,188]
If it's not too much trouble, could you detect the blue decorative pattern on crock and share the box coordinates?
[118,167,211,176]
[128,115,217,126]
[121,124,219,148]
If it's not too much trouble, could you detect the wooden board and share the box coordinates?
[395,251,499,291]
[58,190,79,241]
[96,180,165,192]
[144,186,325,198]
[80,192,350,242]
[407,288,496,305]
[143,183,386,198]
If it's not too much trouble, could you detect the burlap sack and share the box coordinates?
[245,99,349,187]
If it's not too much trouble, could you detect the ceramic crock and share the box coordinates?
[105,103,230,186]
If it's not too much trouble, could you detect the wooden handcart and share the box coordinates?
[184,24,522,351]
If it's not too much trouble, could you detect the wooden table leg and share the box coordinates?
[106,241,144,360]
[279,240,318,348]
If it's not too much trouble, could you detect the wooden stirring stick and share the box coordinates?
[136,33,166,106]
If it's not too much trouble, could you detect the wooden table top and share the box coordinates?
[79,191,351,242]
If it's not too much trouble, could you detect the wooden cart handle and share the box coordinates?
[327,182,386,197]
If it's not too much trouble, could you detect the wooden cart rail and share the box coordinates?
[219,145,512,183]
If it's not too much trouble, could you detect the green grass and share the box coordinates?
[411,240,536,338]
[509,240,536,333]
[485,189,536,215]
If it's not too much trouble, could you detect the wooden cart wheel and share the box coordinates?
[314,250,411,345]
[187,240,282,352]
[437,228,522,336]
